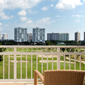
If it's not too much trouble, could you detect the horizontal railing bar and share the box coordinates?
[0,82,43,84]
[0,52,85,55]
[0,79,34,83]
[0,45,85,48]
[60,52,85,55]
[16,52,58,55]
[0,80,15,82]
[16,52,85,55]
[0,52,14,55]
[0,79,41,82]
[0,79,34,81]
[0,52,58,55]
[16,79,34,82]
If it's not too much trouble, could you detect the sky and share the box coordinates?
[0,0,85,40]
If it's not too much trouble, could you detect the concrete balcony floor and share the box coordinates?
[0,82,43,85]
[0,81,85,85]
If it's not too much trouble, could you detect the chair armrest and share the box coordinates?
[34,70,44,85]
[84,74,85,85]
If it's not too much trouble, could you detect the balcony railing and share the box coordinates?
[0,46,85,84]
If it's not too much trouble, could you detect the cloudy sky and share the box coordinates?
[0,0,85,40]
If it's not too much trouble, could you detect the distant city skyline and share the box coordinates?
[0,0,85,40]
[1,27,85,41]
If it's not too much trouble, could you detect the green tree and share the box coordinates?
[0,43,6,61]
[45,41,53,45]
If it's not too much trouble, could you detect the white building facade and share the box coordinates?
[2,33,8,40]
[14,27,27,42]
[0,34,2,40]
[32,27,45,43]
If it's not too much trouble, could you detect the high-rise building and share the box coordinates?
[47,33,69,41]
[32,27,45,43]
[2,33,8,40]
[47,33,59,41]
[84,32,85,41]
[14,27,27,42]
[59,33,69,41]
[0,34,1,40]
[27,33,32,42]
[75,32,80,42]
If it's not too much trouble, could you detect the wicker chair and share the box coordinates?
[34,70,85,85]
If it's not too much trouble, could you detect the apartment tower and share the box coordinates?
[0,34,2,40]
[59,33,69,41]
[75,32,80,42]
[2,33,8,40]
[47,33,59,41]
[32,27,45,43]
[47,33,69,41]
[84,32,85,41]
[14,27,27,42]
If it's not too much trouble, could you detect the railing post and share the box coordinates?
[14,47,16,83]
[57,47,60,70]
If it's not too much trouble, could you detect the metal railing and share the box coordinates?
[0,46,85,83]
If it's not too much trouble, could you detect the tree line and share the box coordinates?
[0,40,85,45]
